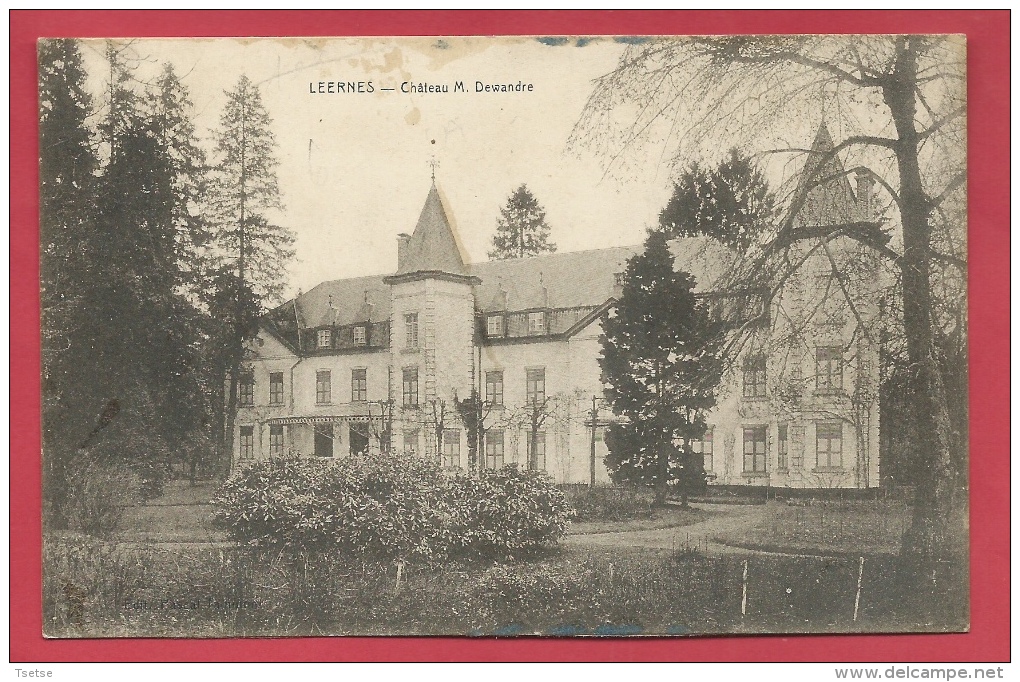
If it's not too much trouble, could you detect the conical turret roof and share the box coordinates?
[395,184,470,277]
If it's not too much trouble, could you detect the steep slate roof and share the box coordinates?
[788,122,860,228]
[271,237,733,330]
[395,184,471,276]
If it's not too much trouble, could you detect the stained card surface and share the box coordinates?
[40,35,968,638]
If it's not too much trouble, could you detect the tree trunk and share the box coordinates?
[884,37,958,563]
[223,353,240,478]
[655,436,669,507]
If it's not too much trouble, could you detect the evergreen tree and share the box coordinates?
[488,184,555,260]
[39,38,101,524]
[206,75,294,470]
[599,230,724,505]
[148,63,212,300]
[659,149,780,251]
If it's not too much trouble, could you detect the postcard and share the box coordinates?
[38,34,969,639]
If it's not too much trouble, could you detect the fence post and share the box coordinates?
[853,556,865,621]
[741,559,748,617]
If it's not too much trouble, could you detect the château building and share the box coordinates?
[232,125,883,489]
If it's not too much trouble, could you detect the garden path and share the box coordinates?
[563,503,774,555]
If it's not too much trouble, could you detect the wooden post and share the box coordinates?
[741,559,748,617]
[853,556,865,621]
[589,396,598,488]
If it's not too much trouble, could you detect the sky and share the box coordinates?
[81,37,678,299]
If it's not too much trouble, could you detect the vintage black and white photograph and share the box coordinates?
[40,35,968,637]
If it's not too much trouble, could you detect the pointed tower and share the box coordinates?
[384,184,480,459]
[790,122,859,229]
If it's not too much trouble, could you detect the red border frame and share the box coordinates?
[11,10,1009,662]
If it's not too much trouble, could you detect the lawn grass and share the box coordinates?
[43,535,967,638]
[567,505,710,535]
[715,498,914,555]
[113,480,228,544]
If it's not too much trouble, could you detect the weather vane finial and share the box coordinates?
[429,156,439,183]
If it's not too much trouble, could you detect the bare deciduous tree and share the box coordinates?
[571,35,966,562]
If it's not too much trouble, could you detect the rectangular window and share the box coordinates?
[269,424,284,457]
[353,325,367,345]
[528,432,546,471]
[351,368,367,402]
[402,367,419,406]
[442,429,461,469]
[485,370,504,405]
[315,370,331,404]
[317,329,332,348]
[404,313,419,348]
[403,429,418,454]
[742,354,767,398]
[816,422,843,469]
[487,315,504,337]
[269,372,284,405]
[743,426,767,473]
[693,428,714,473]
[526,368,546,405]
[485,430,505,469]
[238,373,255,407]
[528,311,546,334]
[816,346,844,392]
[777,424,789,470]
[239,425,254,460]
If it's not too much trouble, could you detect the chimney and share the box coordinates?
[855,170,875,220]
[396,233,411,271]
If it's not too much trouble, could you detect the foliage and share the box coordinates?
[212,455,570,561]
[561,484,657,523]
[488,184,556,260]
[40,41,213,524]
[205,75,295,471]
[448,466,572,558]
[599,230,724,504]
[572,34,968,561]
[44,536,968,637]
[659,149,781,251]
[62,459,141,537]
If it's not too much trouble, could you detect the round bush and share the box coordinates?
[212,456,570,561]
[448,465,572,558]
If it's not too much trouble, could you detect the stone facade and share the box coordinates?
[232,127,883,489]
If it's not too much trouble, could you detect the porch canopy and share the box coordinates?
[266,402,390,426]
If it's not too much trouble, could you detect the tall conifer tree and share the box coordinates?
[599,230,724,505]
[207,75,294,468]
[488,184,555,260]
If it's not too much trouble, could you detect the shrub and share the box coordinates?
[450,466,572,558]
[212,453,456,561]
[63,458,139,537]
[561,484,656,523]
[212,456,569,561]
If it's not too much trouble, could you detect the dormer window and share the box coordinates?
[353,325,367,346]
[486,315,504,337]
[528,311,546,334]
[317,329,332,348]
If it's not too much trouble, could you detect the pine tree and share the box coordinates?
[659,149,780,251]
[599,230,724,505]
[488,184,555,260]
[207,75,294,470]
